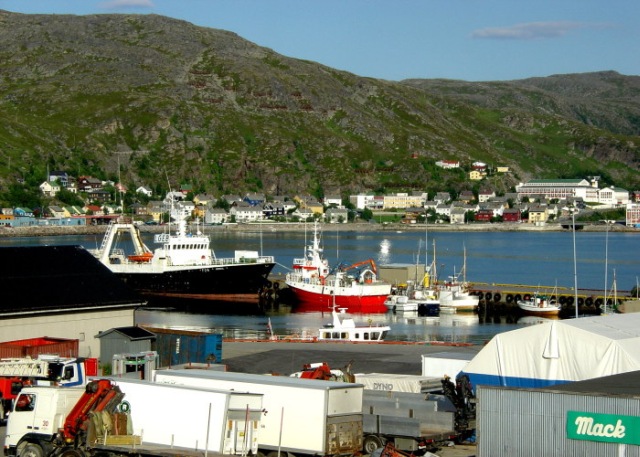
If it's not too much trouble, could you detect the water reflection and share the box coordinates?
[135,305,514,346]
[378,238,392,264]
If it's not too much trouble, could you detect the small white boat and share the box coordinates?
[318,305,390,342]
[384,294,417,312]
[517,292,561,317]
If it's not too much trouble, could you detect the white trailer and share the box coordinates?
[110,378,263,455]
[354,373,443,393]
[421,351,474,379]
[153,369,364,457]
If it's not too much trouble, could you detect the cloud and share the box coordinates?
[100,0,155,10]
[472,21,600,40]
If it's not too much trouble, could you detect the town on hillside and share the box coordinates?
[2,172,640,228]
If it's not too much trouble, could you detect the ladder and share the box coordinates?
[99,220,116,252]
[0,358,50,377]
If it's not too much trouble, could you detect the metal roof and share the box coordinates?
[0,245,145,315]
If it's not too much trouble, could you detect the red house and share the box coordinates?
[502,208,522,223]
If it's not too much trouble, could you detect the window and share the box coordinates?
[15,393,36,412]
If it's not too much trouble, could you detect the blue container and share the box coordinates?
[150,328,222,368]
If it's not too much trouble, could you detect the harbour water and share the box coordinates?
[3,226,639,343]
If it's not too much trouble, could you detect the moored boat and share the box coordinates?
[517,292,561,317]
[437,246,479,312]
[90,213,275,304]
[317,305,390,342]
[285,222,391,313]
[385,283,440,315]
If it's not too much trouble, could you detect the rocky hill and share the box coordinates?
[1,10,639,199]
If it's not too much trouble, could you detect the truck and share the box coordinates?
[0,355,98,422]
[153,369,364,457]
[4,378,264,457]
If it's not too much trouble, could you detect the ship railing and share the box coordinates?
[286,272,337,287]
[165,255,275,267]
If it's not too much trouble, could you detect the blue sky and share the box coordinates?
[1,0,638,82]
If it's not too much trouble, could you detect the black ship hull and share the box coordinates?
[115,262,275,302]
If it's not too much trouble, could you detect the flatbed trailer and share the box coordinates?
[361,389,457,454]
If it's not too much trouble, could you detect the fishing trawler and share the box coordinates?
[91,213,275,303]
[285,222,391,313]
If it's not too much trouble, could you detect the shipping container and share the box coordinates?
[147,328,222,368]
[0,337,79,359]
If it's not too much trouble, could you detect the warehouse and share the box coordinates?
[0,245,146,358]
[477,370,640,456]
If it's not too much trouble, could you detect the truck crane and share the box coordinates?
[5,378,264,457]
[5,379,124,457]
[0,356,98,423]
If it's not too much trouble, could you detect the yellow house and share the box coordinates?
[469,170,485,181]
[294,195,324,215]
[528,205,548,224]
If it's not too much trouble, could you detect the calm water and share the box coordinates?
[3,227,639,343]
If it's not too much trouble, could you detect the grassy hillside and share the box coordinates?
[0,10,638,203]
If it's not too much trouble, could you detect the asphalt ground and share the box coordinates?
[221,341,480,376]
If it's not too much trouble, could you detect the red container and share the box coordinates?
[0,337,79,359]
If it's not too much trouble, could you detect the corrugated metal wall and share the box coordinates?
[152,330,222,368]
[0,337,79,358]
[477,386,640,457]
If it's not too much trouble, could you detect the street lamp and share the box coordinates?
[572,208,579,319]
[602,220,614,314]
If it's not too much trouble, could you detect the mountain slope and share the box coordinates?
[0,10,638,199]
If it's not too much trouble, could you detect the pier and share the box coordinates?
[469,282,630,313]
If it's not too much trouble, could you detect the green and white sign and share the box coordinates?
[567,410,640,445]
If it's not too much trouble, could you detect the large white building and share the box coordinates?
[383,192,426,209]
[626,203,640,227]
[516,178,629,206]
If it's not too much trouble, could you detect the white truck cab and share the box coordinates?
[4,387,84,457]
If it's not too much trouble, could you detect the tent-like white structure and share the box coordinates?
[461,313,640,390]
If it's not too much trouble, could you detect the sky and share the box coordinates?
[1,0,638,82]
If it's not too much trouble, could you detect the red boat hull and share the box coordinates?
[288,286,389,313]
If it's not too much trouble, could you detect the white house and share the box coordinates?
[349,194,375,210]
[325,207,348,223]
[323,195,343,208]
[230,205,263,222]
[39,181,61,197]
[598,186,630,207]
[293,207,314,221]
[136,186,153,197]
[435,160,460,169]
[205,207,228,225]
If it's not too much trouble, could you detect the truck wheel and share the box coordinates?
[363,435,385,454]
[266,452,294,457]
[60,449,86,457]
[20,443,44,457]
